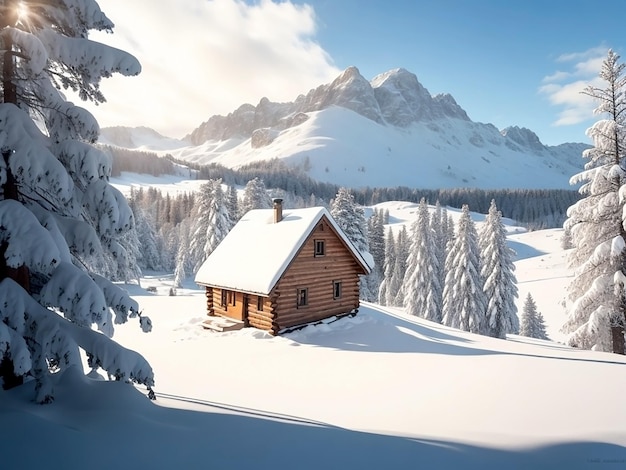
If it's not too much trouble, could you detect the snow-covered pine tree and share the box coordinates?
[430,201,447,300]
[240,177,271,217]
[133,205,163,272]
[520,293,549,340]
[391,225,409,307]
[330,187,374,300]
[442,205,486,334]
[563,49,626,354]
[479,200,519,338]
[173,218,193,288]
[226,184,239,222]
[366,208,385,301]
[402,199,442,322]
[0,0,153,402]
[330,188,369,254]
[188,179,232,273]
[378,228,396,306]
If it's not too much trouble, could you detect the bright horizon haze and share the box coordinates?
[84,0,626,146]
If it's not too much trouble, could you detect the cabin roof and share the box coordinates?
[195,206,373,296]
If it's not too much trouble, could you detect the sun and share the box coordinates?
[15,1,29,24]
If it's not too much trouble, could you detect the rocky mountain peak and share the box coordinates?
[501,126,545,153]
[187,66,496,146]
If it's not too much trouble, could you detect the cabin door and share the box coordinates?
[231,292,247,322]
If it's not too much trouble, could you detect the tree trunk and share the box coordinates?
[0,27,27,388]
[612,326,625,355]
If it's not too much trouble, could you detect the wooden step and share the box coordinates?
[201,317,245,333]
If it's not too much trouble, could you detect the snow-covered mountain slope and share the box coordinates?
[99,126,188,151]
[100,67,590,190]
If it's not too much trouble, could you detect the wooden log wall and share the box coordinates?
[272,219,362,331]
[206,287,214,315]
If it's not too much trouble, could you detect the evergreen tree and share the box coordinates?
[330,187,373,300]
[240,177,271,216]
[188,179,232,273]
[378,228,396,306]
[330,188,369,253]
[0,0,153,402]
[366,209,385,302]
[391,225,409,307]
[563,49,626,354]
[431,201,447,300]
[227,185,239,223]
[173,218,193,288]
[403,199,442,322]
[134,206,162,271]
[479,200,519,338]
[520,293,549,340]
[442,205,486,334]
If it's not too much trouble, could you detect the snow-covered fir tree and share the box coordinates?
[330,187,374,300]
[0,0,153,402]
[365,208,385,301]
[479,200,519,338]
[226,185,239,222]
[520,293,549,340]
[378,228,396,306]
[391,225,409,307]
[442,205,486,334]
[430,201,448,305]
[188,179,232,274]
[330,188,369,254]
[403,199,442,322]
[240,177,271,216]
[563,49,626,354]
[173,218,193,288]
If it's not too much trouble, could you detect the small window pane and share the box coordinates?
[314,240,325,257]
[333,281,342,300]
[297,288,308,307]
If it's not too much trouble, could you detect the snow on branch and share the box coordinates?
[49,0,115,33]
[83,179,133,237]
[56,140,111,187]
[90,273,144,327]
[0,104,74,204]
[0,27,48,75]
[39,261,112,336]
[0,322,32,377]
[66,318,154,388]
[38,28,141,80]
[0,278,153,402]
[0,200,61,274]
[45,211,101,258]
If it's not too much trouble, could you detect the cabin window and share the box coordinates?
[220,290,227,307]
[314,239,325,257]
[297,288,308,308]
[228,290,236,306]
[333,281,342,300]
[257,296,264,312]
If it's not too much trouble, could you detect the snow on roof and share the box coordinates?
[195,206,373,295]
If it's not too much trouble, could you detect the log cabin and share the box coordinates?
[195,199,373,334]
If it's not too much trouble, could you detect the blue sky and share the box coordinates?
[90,0,625,145]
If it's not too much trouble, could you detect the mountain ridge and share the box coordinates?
[100,66,590,190]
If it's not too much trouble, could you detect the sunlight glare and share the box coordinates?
[16,1,29,23]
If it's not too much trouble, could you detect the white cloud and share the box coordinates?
[76,0,340,138]
[540,46,609,127]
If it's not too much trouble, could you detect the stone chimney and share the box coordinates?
[273,198,283,223]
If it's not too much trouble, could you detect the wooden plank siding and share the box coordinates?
[270,218,362,332]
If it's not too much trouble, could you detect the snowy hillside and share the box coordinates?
[99,126,188,151]
[100,67,589,190]
[2,199,625,469]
